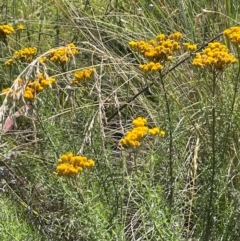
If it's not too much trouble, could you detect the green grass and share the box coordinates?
[0,195,46,240]
[1,0,240,240]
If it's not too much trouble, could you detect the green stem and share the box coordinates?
[230,48,240,114]
[74,177,85,205]
[160,75,173,209]
[205,70,217,240]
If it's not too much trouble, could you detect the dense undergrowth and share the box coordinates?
[1,0,240,240]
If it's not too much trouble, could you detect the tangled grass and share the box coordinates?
[1,0,240,240]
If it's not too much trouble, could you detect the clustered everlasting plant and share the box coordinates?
[0,24,14,43]
[71,68,95,85]
[192,42,237,70]
[2,7,240,238]
[2,73,56,101]
[56,152,95,177]
[120,117,165,148]
[0,24,14,35]
[1,23,96,181]
[189,28,239,239]
[48,43,78,65]
[127,27,240,230]
[0,23,24,39]
[24,73,56,101]
[223,26,240,45]
[5,47,38,65]
[2,42,84,102]
[129,32,182,72]
[16,24,24,30]
[129,30,239,74]
[183,42,197,52]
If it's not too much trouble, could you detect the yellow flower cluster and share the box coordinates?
[129,32,182,63]
[0,24,14,38]
[192,42,237,70]
[139,61,162,72]
[224,26,240,45]
[120,117,165,148]
[71,68,95,85]
[183,43,197,52]
[129,32,182,73]
[56,152,95,177]
[48,43,78,64]
[5,47,37,65]
[13,47,37,62]
[223,26,240,44]
[2,74,56,101]
[24,73,56,100]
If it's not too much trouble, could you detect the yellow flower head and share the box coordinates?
[156,34,165,42]
[184,43,197,52]
[4,58,14,66]
[169,32,182,41]
[129,40,137,48]
[160,130,166,137]
[133,117,147,127]
[149,127,160,135]
[16,24,24,30]
[39,56,46,64]
[24,89,35,100]
[0,24,14,37]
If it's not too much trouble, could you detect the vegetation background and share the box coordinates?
[0,0,240,240]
